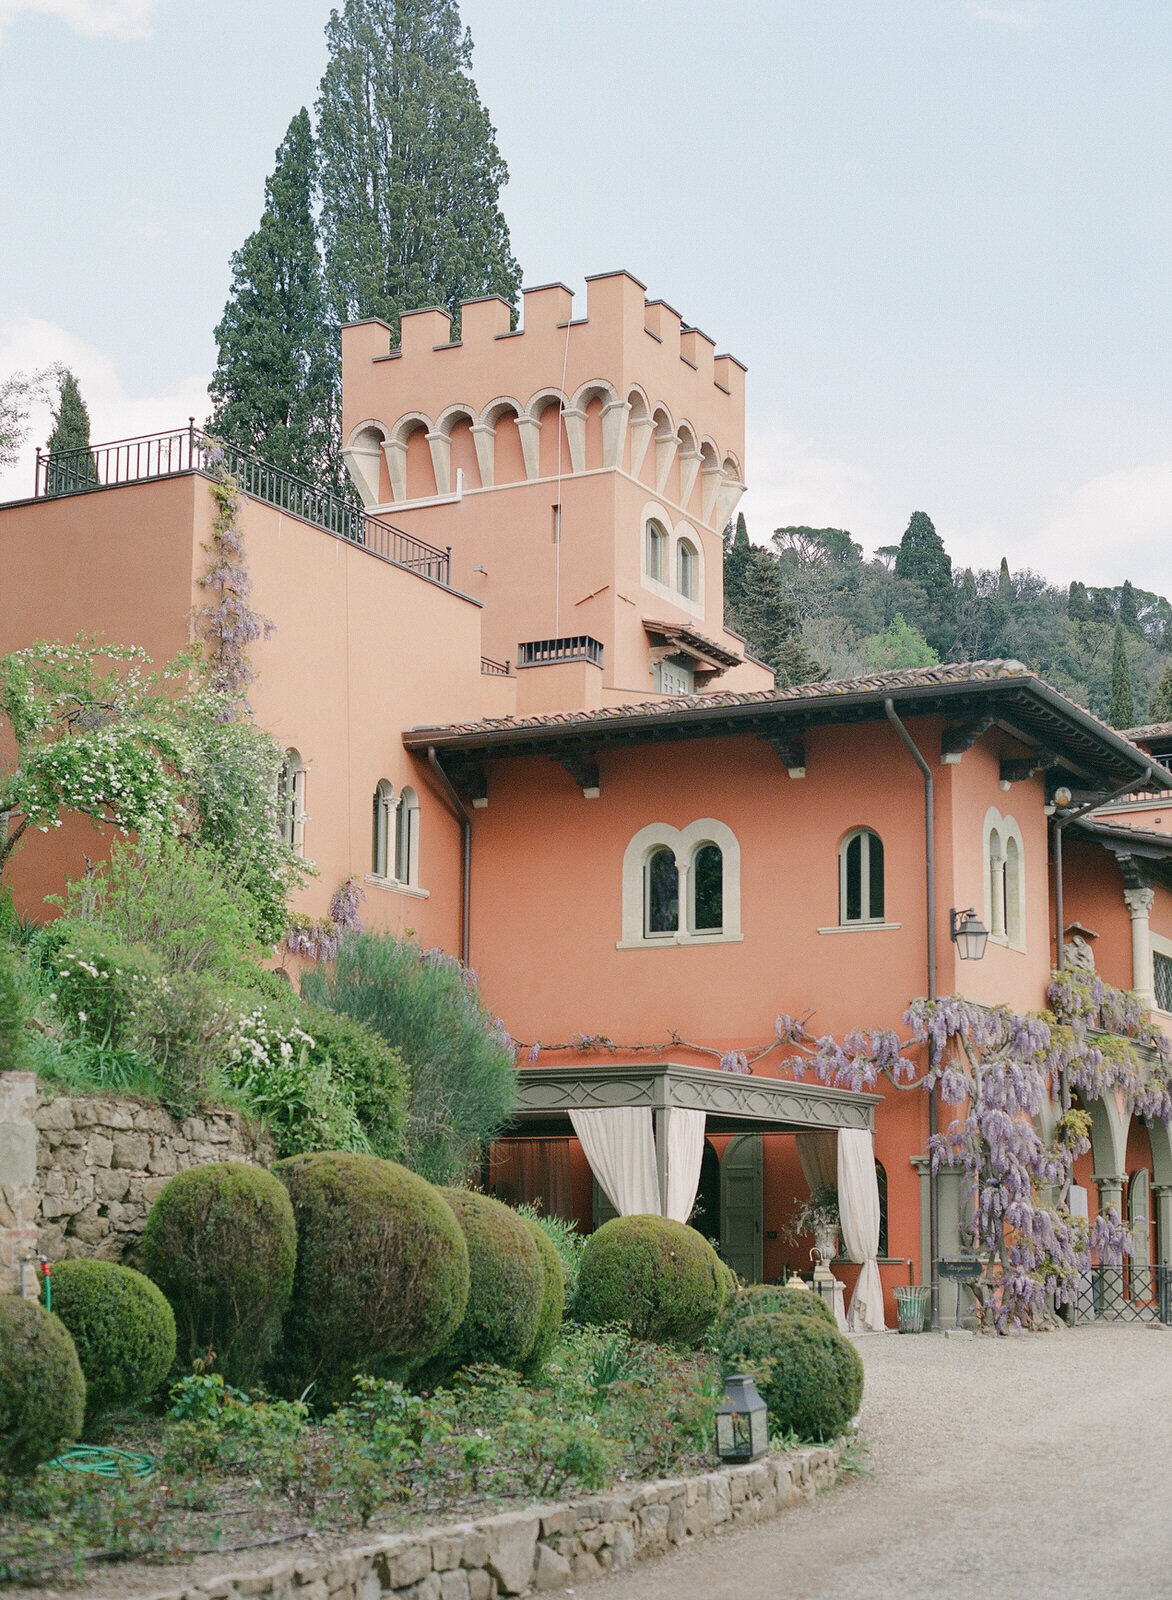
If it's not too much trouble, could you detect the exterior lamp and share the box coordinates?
[715,1374,769,1463]
[950,907,989,961]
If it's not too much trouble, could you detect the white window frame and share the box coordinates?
[619,819,742,948]
[644,517,669,584]
[395,785,420,887]
[676,536,700,601]
[688,841,724,934]
[838,827,885,926]
[372,779,394,878]
[982,805,1026,951]
[1152,934,1172,1018]
[279,749,306,856]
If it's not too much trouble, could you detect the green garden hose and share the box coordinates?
[47,1445,155,1477]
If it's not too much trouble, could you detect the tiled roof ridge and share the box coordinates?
[412,658,1038,738]
[1124,721,1172,742]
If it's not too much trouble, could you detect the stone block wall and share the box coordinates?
[0,1073,272,1276]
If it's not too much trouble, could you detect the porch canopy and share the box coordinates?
[502,1060,880,1220]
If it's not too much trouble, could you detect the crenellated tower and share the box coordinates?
[340,271,772,710]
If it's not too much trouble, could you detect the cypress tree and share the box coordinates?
[1109,622,1134,728]
[722,514,821,687]
[893,511,954,651]
[209,110,339,488]
[997,556,1012,601]
[1067,581,1091,622]
[1149,663,1172,723]
[1118,579,1140,633]
[45,368,98,492]
[316,0,521,340]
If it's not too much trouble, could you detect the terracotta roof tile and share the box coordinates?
[1124,722,1172,743]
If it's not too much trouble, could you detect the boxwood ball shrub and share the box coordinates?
[275,1152,469,1406]
[51,1260,176,1425]
[520,1212,566,1376]
[142,1161,296,1387]
[718,1312,863,1442]
[0,1298,85,1474]
[720,1282,837,1335]
[424,1189,546,1380]
[576,1216,730,1345]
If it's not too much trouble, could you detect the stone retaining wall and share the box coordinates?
[0,1071,272,1286]
[133,1444,842,1600]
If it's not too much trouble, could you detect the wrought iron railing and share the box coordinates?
[1069,1263,1172,1325]
[480,655,512,676]
[517,635,604,669]
[34,423,451,587]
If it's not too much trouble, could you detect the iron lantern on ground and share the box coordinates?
[715,1374,769,1463]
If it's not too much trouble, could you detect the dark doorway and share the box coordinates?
[690,1139,721,1250]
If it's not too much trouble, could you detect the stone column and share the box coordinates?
[1093,1173,1125,1219]
[0,1072,40,1298]
[1124,887,1156,1009]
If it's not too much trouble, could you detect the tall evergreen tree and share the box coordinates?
[1149,663,1172,723]
[316,0,521,339]
[209,110,339,487]
[1067,580,1091,622]
[997,556,1012,601]
[1109,621,1134,728]
[723,513,821,687]
[894,510,954,652]
[45,368,98,492]
[1118,579,1140,632]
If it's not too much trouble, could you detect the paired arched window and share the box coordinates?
[370,782,420,886]
[677,538,698,600]
[279,749,306,855]
[984,808,1025,948]
[839,828,884,924]
[645,518,668,583]
[622,820,741,947]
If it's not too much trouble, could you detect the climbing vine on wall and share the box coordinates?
[521,971,1172,1330]
[197,450,274,709]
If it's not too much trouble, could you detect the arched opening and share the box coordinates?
[278,749,305,855]
[988,827,1005,938]
[1004,834,1022,945]
[403,422,436,499]
[840,828,884,924]
[371,779,394,878]
[876,1158,889,1258]
[643,845,679,936]
[395,786,419,885]
[644,518,669,584]
[533,395,570,480]
[677,536,699,600]
[690,842,723,933]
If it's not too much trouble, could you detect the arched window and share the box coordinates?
[371,780,394,877]
[988,827,1005,937]
[983,808,1025,948]
[644,846,679,936]
[1004,835,1021,945]
[645,519,668,583]
[690,843,723,932]
[395,786,419,885]
[677,538,698,600]
[839,828,884,924]
[875,1159,889,1258]
[278,749,305,855]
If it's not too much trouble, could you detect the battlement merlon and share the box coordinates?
[340,271,746,494]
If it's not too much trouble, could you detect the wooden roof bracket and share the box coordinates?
[557,752,601,798]
[1000,749,1059,785]
[941,716,994,764]
[760,729,806,778]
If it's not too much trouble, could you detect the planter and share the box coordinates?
[813,1223,840,1264]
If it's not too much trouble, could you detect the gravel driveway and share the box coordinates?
[572,1323,1172,1600]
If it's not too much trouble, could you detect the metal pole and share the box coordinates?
[884,698,939,1324]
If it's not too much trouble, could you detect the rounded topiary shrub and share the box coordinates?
[520,1214,566,1377]
[575,1215,729,1345]
[51,1260,176,1425]
[718,1312,863,1442]
[142,1161,296,1388]
[0,1298,85,1473]
[423,1190,546,1382]
[275,1152,469,1406]
[720,1282,837,1336]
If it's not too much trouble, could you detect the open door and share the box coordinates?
[721,1135,763,1282]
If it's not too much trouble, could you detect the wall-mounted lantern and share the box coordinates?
[715,1374,769,1463]
[950,907,989,961]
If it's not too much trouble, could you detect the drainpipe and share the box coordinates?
[427,747,472,968]
[884,698,939,1326]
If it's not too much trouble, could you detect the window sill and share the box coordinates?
[818,922,901,935]
[365,875,429,900]
[988,935,1026,954]
[616,933,744,950]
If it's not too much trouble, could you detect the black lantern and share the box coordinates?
[950,907,989,961]
[715,1374,769,1463]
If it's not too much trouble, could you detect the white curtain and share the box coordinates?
[796,1131,838,1192]
[570,1108,660,1216]
[837,1128,887,1331]
[665,1107,706,1223]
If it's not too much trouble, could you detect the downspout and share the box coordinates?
[427,746,472,968]
[884,698,939,1326]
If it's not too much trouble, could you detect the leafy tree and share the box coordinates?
[44,369,99,494]
[0,368,53,470]
[1109,622,1134,728]
[863,613,938,673]
[894,511,953,651]
[1148,663,1172,723]
[209,111,340,488]
[316,0,521,341]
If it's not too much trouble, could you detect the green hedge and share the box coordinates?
[575,1216,729,1345]
[50,1260,176,1425]
[0,948,20,1072]
[299,1002,409,1159]
[0,1298,85,1474]
[519,1212,566,1377]
[719,1282,837,1337]
[718,1312,863,1442]
[424,1190,546,1381]
[275,1152,469,1406]
[142,1162,296,1387]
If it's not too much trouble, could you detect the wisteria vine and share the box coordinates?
[521,970,1172,1330]
[197,451,274,712]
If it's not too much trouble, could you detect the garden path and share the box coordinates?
[574,1322,1172,1600]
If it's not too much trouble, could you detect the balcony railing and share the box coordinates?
[517,635,604,670]
[33,423,451,587]
[480,655,512,676]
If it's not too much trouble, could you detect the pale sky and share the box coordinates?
[1,0,1169,591]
